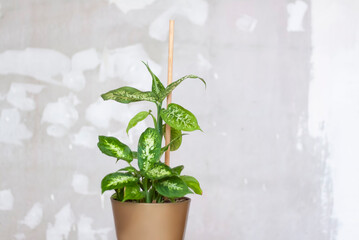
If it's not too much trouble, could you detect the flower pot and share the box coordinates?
[111,197,191,240]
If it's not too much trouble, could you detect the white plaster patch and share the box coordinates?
[310,1,359,239]
[108,0,156,14]
[149,0,208,41]
[72,48,100,72]
[72,173,95,195]
[0,48,70,85]
[197,53,212,70]
[71,126,98,148]
[287,0,308,32]
[46,204,75,240]
[0,189,14,210]
[77,215,112,240]
[296,116,304,151]
[85,98,140,129]
[236,15,258,32]
[63,48,100,92]
[62,71,86,92]
[0,3,3,19]
[19,202,43,229]
[14,233,26,240]
[99,44,161,89]
[0,108,32,145]
[42,93,79,137]
[6,83,45,111]
[100,194,105,209]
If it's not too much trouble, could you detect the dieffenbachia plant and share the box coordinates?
[98,62,205,203]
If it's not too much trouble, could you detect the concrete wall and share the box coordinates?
[0,0,357,239]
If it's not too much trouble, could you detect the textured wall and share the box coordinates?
[1,0,357,239]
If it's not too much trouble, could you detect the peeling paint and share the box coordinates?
[71,126,98,148]
[0,109,32,145]
[236,15,257,32]
[100,194,105,209]
[310,1,359,239]
[149,0,208,41]
[19,203,43,229]
[46,204,75,240]
[0,48,70,85]
[85,98,133,129]
[72,173,95,195]
[0,189,14,211]
[197,53,212,70]
[14,233,25,240]
[42,93,79,137]
[0,48,99,92]
[0,3,3,19]
[77,215,112,240]
[63,48,100,92]
[287,0,308,32]
[6,83,44,111]
[108,0,156,14]
[99,44,161,89]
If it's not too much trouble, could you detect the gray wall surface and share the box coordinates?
[1,0,358,239]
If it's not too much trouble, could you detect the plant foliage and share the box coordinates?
[98,62,204,203]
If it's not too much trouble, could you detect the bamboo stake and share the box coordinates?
[165,20,175,166]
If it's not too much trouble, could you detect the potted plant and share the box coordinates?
[97,62,205,240]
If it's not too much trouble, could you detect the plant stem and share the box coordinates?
[143,178,151,203]
[115,189,120,200]
[156,104,163,145]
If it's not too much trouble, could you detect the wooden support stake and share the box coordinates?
[165,20,175,166]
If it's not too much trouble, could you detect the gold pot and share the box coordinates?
[111,197,191,240]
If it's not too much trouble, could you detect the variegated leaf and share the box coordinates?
[160,103,201,131]
[159,75,206,101]
[118,166,138,173]
[97,136,133,163]
[154,176,192,198]
[137,128,161,172]
[101,172,138,193]
[180,175,202,195]
[145,162,173,180]
[123,185,145,202]
[101,86,158,104]
[142,61,165,96]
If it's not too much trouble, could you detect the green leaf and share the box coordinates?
[132,151,138,159]
[145,162,173,180]
[123,185,145,202]
[97,136,133,163]
[137,128,161,172]
[126,111,150,134]
[154,176,192,198]
[159,75,206,101]
[163,127,183,151]
[161,133,187,154]
[180,175,202,195]
[101,86,158,104]
[160,103,201,131]
[142,61,165,96]
[101,172,138,194]
[172,165,184,175]
[118,166,137,173]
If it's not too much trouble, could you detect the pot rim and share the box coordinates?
[110,196,191,205]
